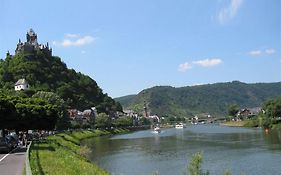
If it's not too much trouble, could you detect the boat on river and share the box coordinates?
[175,123,186,129]
[153,126,161,133]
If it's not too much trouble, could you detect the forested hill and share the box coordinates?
[115,81,281,117]
[0,51,122,112]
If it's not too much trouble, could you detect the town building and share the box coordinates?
[236,107,261,119]
[67,107,97,126]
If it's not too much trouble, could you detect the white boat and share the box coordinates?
[153,126,161,133]
[175,123,186,129]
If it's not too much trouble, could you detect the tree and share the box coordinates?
[32,91,70,129]
[0,94,60,130]
[113,116,133,127]
[140,117,151,125]
[115,102,123,112]
[0,96,17,129]
[260,96,281,128]
[13,97,59,130]
[263,96,281,118]
[228,105,239,117]
[95,113,111,129]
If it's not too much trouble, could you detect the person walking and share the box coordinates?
[23,132,27,147]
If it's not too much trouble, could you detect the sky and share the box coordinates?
[0,0,280,98]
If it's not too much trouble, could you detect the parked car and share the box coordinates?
[0,135,18,153]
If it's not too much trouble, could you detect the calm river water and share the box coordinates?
[82,125,281,175]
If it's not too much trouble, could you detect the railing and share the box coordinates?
[26,141,32,175]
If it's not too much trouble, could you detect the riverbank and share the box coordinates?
[220,121,247,127]
[29,129,129,175]
[222,120,281,130]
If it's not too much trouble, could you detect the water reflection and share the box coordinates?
[263,129,281,149]
[82,125,281,175]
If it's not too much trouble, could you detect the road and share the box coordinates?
[0,147,27,175]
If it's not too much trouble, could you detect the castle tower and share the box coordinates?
[15,29,52,56]
[26,28,38,46]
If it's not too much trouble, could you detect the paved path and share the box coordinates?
[0,147,27,175]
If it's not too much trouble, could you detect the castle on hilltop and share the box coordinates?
[15,29,52,57]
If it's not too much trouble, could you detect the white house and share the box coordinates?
[15,78,29,91]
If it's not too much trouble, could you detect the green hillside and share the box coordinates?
[115,81,281,117]
[0,51,122,113]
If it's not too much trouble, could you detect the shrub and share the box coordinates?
[185,152,209,175]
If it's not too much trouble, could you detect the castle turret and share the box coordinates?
[26,28,38,46]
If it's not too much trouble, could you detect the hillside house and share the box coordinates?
[236,107,261,119]
[15,78,29,91]
[237,108,251,118]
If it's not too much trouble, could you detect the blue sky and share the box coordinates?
[0,0,280,98]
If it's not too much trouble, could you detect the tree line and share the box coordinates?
[0,90,138,132]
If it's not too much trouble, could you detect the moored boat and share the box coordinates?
[175,123,186,129]
[153,126,161,133]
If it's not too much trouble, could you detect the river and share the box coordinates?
[82,125,281,175]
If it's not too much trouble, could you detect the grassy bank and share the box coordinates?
[272,123,281,130]
[221,121,247,127]
[29,129,129,175]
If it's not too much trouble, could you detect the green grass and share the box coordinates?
[272,123,281,130]
[221,121,247,127]
[29,129,129,175]
[243,119,260,127]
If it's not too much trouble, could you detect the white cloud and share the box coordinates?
[178,58,223,72]
[248,50,262,56]
[178,62,192,72]
[192,58,223,67]
[265,48,276,55]
[65,33,79,38]
[217,0,243,24]
[62,36,95,47]
[53,35,96,47]
[191,83,203,86]
[248,48,276,57]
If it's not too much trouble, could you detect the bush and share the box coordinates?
[185,152,209,175]
[79,145,92,157]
